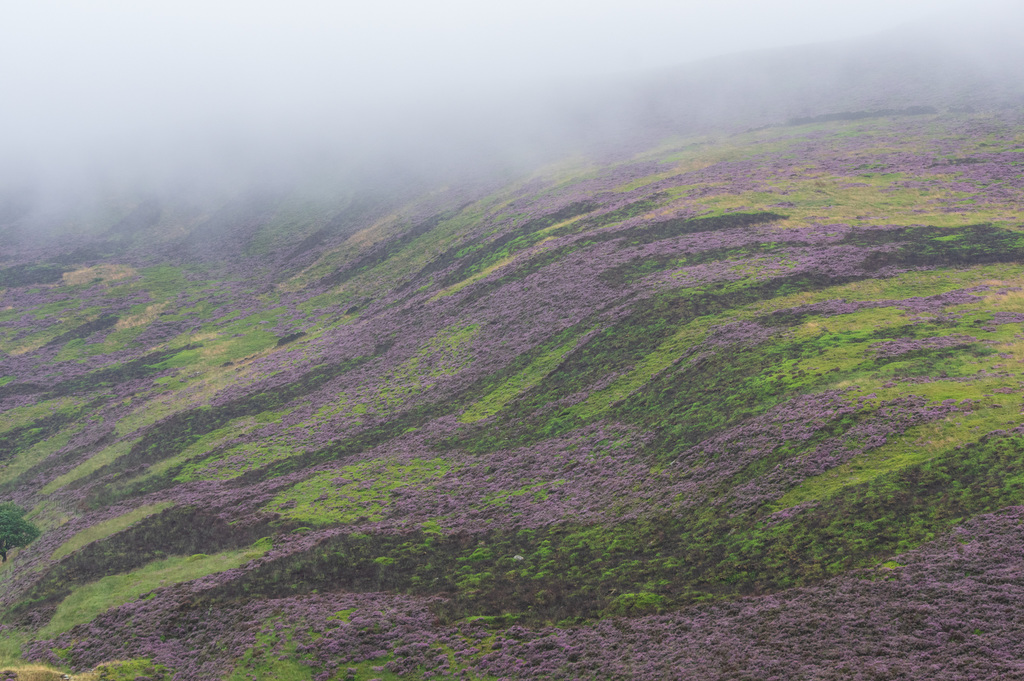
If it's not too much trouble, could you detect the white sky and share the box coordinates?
[2,0,1001,86]
[0,0,1018,191]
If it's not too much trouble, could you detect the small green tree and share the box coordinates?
[0,502,40,562]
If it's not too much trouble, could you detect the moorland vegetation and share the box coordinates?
[3,83,1024,679]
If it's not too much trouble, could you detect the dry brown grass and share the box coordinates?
[113,303,167,331]
[345,211,404,249]
[0,663,96,680]
[61,265,136,287]
[980,280,1024,312]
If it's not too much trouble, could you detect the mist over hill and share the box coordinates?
[3,12,1023,231]
[3,16,1024,680]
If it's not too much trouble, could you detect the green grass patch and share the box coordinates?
[147,348,202,370]
[460,333,582,423]
[138,265,195,301]
[363,322,480,412]
[92,658,171,681]
[0,629,38,670]
[227,641,408,681]
[174,441,306,482]
[226,649,316,681]
[39,539,272,637]
[268,458,453,525]
[31,298,81,318]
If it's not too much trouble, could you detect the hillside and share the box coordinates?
[4,102,1024,678]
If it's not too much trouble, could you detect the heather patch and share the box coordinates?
[51,503,175,561]
[581,277,1006,457]
[0,263,67,289]
[869,334,980,358]
[0,402,94,483]
[473,211,786,300]
[643,123,1024,232]
[428,246,527,301]
[312,322,483,425]
[277,200,412,288]
[461,279,822,449]
[0,423,85,489]
[3,310,114,355]
[16,348,186,404]
[243,197,341,258]
[41,437,140,494]
[109,360,267,437]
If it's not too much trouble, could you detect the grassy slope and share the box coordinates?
[3,111,1024,677]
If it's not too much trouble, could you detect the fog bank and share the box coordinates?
[1,0,1022,211]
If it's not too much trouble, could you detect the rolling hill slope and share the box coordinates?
[3,103,1024,679]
